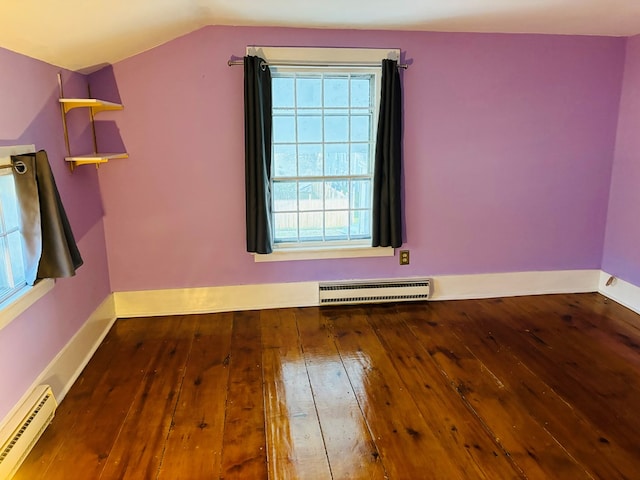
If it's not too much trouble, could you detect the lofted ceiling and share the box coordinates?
[1,0,639,72]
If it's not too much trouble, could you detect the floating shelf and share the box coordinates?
[65,152,129,168]
[58,73,128,171]
[59,98,124,114]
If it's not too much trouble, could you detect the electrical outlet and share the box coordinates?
[399,250,410,265]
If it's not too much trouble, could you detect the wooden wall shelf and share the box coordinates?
[58,74,128,171]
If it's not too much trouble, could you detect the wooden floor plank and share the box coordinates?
[436,299,640,479]
[260,308,332,480]
[99,315,198,479]
[566,293,640,370]
[326,305,468,479]
[156,312,234,479]
[14,293,640,480]
[17,317,185,480]
[295,307,388,480]
[367,303,522,479]
[13,327,125,479]
[219,310,268,479]
[404,302,592,479]
[493,296,640,458]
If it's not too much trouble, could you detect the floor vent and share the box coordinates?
[319,278,432,305]
[0,385,57,479]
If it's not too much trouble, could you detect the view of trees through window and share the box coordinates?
[271,70,377,244]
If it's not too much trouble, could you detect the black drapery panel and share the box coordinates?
[244,55,273,254]
[372,59,403,248]
[11,150,83,285]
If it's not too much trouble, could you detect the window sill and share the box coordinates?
[254,245,394,262]
[0,279,55,331]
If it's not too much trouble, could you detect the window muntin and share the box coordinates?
[271,68,379,246]
[0,170,26,304]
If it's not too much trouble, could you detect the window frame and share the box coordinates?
[0,144,54,330]
[247,47,399,262]
[270,67,379,246]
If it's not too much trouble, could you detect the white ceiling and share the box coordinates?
[1,0,639,72]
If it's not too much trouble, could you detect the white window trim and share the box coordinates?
[0,278,55,331]
[254,245,394,262]
[246,47,401,66]
[247,47,400,262]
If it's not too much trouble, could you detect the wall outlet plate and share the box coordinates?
[399,250,410,265]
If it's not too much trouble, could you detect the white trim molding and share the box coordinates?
[254,246,394,262]
[430,269,600,301]
[598,271,640,315]
[0,279,55,331]
[114,282,319,318]
[114,269,601,318]
[0,294,116,434]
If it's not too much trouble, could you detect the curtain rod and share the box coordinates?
[227,59,408,69]
[0,164,14,170]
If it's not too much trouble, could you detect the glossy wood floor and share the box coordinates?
[15,293,640,479]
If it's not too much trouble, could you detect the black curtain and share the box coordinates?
[11,150,83,285]
[244,56,273,254]
[372,59,403,248]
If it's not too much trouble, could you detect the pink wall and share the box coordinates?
[0,47,112,420]
[603,35,640,286]
[94,26,625,292]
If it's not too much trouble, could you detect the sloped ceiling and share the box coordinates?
[1,0,639,72]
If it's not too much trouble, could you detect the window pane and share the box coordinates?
[273,144,296,177]
[325,211,349,239]
[298,144,322,177]
[0,237,8,283]
[299,212,323,240]
[7,231,25,285]
[351,77,371,107]
[350,210,372,238]
[350,179,371,209]
[325,144,349,176]
[324,77,349,107]
[273,116,296,143]
[297,116,322,143]
[324,116,348,142]
[298,181,323,211]
[273,182,297,212]
[350,144,371,175]
[350,116,370,142]
[274,212,298,241]
[296,77,322,107]
[273,77,295,108]
[270,69,376,246]
[325,181,349,210]
[0,175,19,232]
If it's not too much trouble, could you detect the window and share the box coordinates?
[248,47,399,257]
[246,47,399,261]
[0,167,27,304]
[271,68,378,246]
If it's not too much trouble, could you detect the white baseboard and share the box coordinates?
[114,282,319,318]
[0,295,116,433]
[430,269,601,301]
[598,271,640,315]
[114,269,601,318]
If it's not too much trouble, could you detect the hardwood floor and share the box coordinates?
[15,293,640,479]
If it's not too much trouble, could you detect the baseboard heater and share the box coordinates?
[0,385,57,479]
[319,278,432,305]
